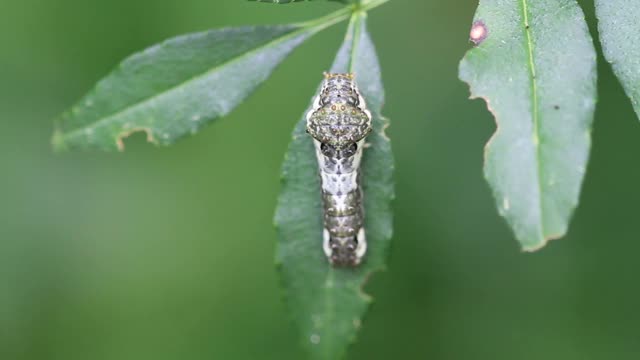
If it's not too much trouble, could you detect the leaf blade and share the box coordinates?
[52,12,349,151]
[275,12,393,360]
[595,0,640,120]
[459,0,597,250]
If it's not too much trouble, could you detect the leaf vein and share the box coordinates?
[521,0,545,238]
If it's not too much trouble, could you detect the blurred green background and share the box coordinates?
[2,0,640,359]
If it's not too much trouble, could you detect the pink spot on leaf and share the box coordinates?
[470,21,488,45]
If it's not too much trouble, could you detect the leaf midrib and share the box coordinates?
[319,14,361,359]
[520,0,546,240]
[323,269,335,359]
[347,13,363,73]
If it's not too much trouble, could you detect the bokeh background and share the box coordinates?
[2,0,640,359]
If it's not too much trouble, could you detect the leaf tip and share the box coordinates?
[51,128,68,152]
[520,232,565,253]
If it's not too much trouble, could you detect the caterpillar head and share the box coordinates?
[306,73,372,149]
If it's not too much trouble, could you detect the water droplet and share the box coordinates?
[310,334,320,345]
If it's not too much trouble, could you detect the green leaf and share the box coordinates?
[458,0,597,250]
[595,0,640,120]
[275,12,393,360]
[52,9,351,151]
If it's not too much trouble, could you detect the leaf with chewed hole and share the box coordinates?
[52,8,351,151]
[275,13,393,360]
[459,0,597,250]
[595,0,640,120]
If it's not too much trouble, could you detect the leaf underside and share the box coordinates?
[595,0,640,120]
[53,25,321,151]
[459,0,597,250]
[275,13,393,360]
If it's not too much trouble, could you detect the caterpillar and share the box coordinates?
[306,73,372,266]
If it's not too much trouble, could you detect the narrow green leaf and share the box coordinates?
[275,13,393,360]
[52,9,350,151]
[595,0,640,120]
[459,0,597,250]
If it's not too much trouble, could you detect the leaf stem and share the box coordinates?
[298,5,353,30]
[356,0,390,12]
[298,0,389,30]
[346,13,365,73]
